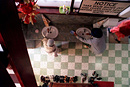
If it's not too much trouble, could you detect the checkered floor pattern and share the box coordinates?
[28,41,130,87]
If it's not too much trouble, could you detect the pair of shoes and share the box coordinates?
[92,71,100,78]
[81,73,87,83]
[92,71,102,81]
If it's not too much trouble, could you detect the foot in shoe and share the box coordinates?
[97,77,102,80]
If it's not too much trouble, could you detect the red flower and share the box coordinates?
[17,1,40,25]
[18,3,33,14]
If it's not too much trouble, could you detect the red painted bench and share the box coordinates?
[94,81,114,87]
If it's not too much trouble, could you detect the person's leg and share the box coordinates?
[53,47,58,57]
[108,28,121,43]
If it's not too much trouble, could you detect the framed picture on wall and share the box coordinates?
[79,0,130,15]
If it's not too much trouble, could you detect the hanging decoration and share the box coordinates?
[17,0,40,25]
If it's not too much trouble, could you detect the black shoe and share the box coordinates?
[97,77,102,80]
[81,73,84,76]
[95,74,99,78]
[92,71,96,76]
[108,28,111,33]
[88,77,95,84]
[115,39,121,43]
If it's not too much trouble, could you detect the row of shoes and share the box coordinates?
[81,71,102,83]
[40,75,78,83]
[53,75,78,83]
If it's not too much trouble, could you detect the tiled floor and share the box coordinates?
[28,40,130,87]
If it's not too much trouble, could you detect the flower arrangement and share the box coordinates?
[17,0,40,25]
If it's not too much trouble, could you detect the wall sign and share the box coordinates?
[79,0,130,15]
